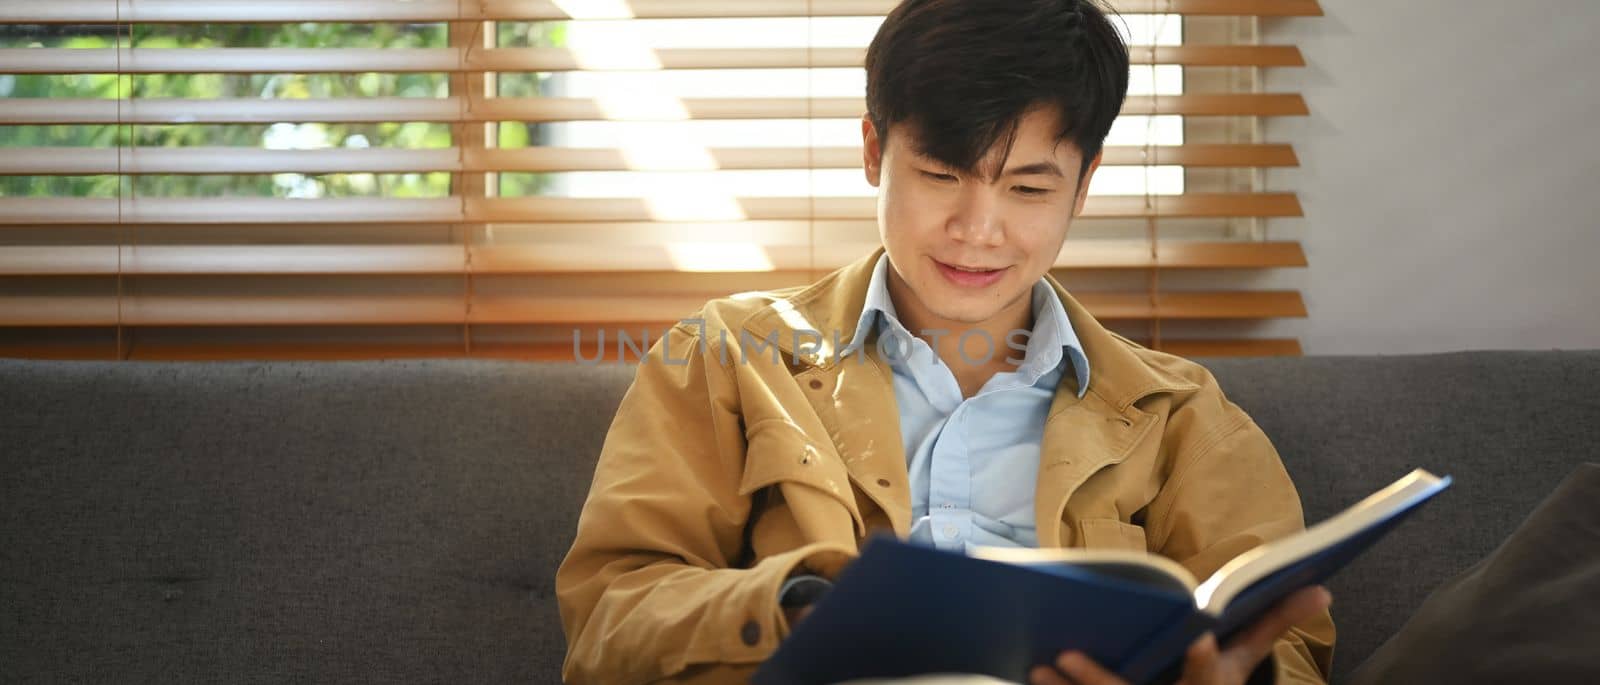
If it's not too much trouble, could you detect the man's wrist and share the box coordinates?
[1246,652,1278,685]
[778,573,834,610]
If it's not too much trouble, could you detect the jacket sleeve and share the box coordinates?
[1144,407,1337,685]
[555,323,855,684]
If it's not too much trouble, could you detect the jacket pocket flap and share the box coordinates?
[738,420,850,497]
[1079,517,1150,552]
[737,419,863,532]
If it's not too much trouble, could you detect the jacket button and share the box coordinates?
[808,379,823,390]
[876,478,890,488]
[740,619,761,646]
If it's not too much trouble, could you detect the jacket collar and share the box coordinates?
[844,252,1091,399]
[741,246,1199,411]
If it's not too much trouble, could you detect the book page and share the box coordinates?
[970,546,1201,595]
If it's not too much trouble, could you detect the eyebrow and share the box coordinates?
[909,147,1064,180]
[1001,161,1064,178]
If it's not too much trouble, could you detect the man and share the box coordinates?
[556,1,1336,683]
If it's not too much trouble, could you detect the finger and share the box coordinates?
[1224,585,1332,666]
[1056,651,1131,685]
[1028,665,1075,685]
[1177,633,1221,685]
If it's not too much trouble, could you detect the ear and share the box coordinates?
[862,115,883,188]
[1072,150,1103,217]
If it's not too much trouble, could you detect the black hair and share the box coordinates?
[864,0,1130,186]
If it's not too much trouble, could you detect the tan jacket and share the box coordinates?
[556,248,1335,684]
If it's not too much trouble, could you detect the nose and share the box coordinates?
[946,185,1005,246]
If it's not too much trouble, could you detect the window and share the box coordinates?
[0,1,1319,360]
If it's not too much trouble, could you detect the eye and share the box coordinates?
[920,170,958,182]
[1014,186,1050,196]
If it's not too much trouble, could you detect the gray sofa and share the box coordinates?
[2,351,1596,684]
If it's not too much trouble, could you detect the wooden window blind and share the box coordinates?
[0,0,1320,361]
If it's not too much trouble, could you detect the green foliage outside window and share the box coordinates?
[0,21,561,199]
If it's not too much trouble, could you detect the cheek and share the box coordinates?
[1020,215,1068,246]
[877,180,940,246]
[1014,212,1072,263]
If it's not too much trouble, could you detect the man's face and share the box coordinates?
[862,106,1099,330]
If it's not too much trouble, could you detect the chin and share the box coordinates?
[920,292,1010,326]
[925,277,1028,319]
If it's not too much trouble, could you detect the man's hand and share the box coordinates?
[783,604,814,627]
[1027,585,1332,685]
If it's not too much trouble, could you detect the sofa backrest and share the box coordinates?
[1203,351,1600,680]
[0,360,636,683]
[2,351,1596,683]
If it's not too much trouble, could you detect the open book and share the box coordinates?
[753,469,1451,685]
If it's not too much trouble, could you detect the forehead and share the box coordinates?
[891,106,1082,174]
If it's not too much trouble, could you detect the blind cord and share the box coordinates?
[114,4,125,360]
[453,0,487,354]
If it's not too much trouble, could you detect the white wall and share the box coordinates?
[1259,1,1600,354]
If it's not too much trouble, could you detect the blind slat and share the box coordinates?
[472,194,1304,222]
[1150,338,1303,357]
[0,291,1305,327]
[486,94,1313,121]
[0,147,465,175]
[1083,291,1307,320]
[0,197,464,224]
[0,297,118,327]
[0,242,1306,276]
[0,194,1302,224]
[0,45,1304,75]
[0,144,1299,175]
[1101,144,1299,167]
[0,98,464,125]
[0,94,1308,125]
[2,0,1322,23]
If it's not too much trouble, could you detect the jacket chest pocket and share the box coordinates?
[1078,517,1150,553]
[738,419,866,542]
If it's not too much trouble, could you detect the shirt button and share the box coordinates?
[943,525,959,538]
[740,619,761,646]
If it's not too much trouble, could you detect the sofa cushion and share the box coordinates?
[1348,463,1600,684]
[0,359,636,683]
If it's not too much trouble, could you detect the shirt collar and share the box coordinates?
[845,253,1091,398]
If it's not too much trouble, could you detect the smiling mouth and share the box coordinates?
[933,259,1009,288]
[941,262,1002,272]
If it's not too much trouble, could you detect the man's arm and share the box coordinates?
[1143,410,1337,684]
[555,323,853,684]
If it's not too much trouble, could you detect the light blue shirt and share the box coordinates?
[845,254,1090,552]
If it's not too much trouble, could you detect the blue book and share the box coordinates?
[753,469,1451,685]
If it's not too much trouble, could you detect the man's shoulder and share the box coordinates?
[1099,330,1224,399]
[1096,333,1264,453]
[669,284,816,342]
[675,258,863,337]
